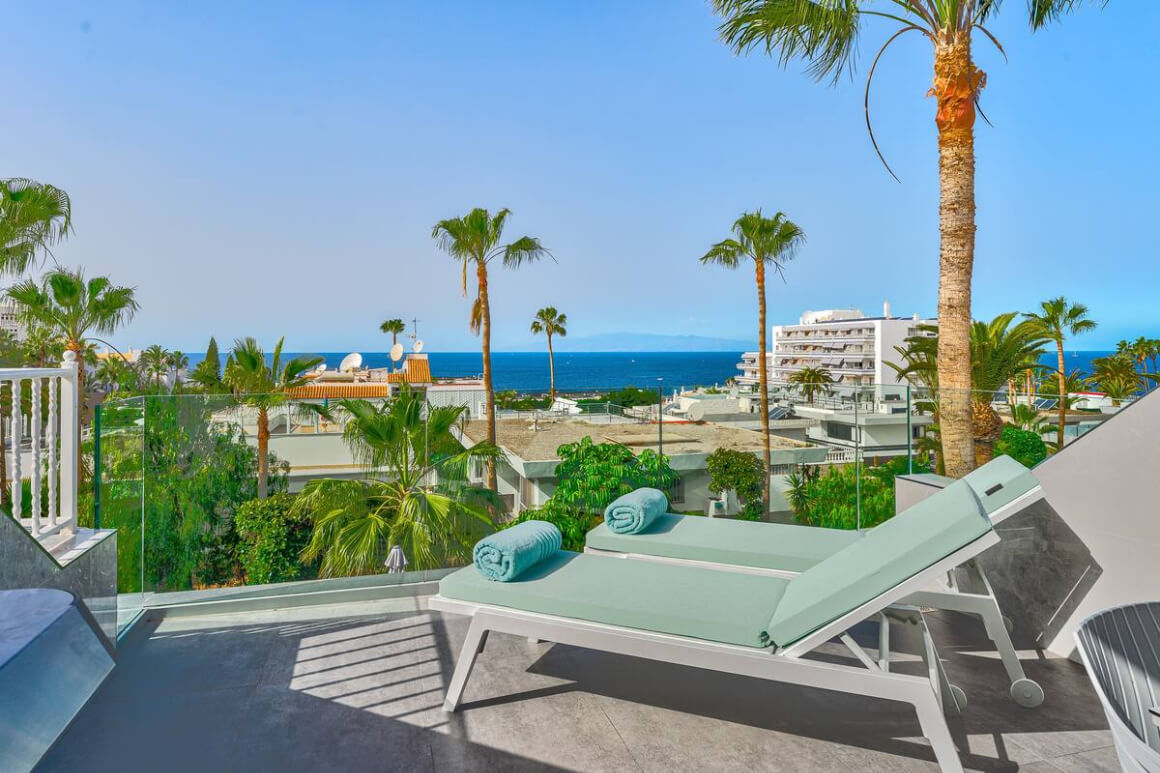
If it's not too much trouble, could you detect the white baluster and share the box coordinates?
[59,354,79,534]
[48,377,58,528]
[11,377,22,527]
[31,377,41,534]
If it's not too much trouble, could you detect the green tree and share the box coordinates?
[705,448,765,520]
[432,208,550,490]
[530,306,567,401]
[139,344,172,391]
[788,366,835,404]
[380,318,406,349]
[296,389,501,575]
[1089,352,1140,405]
[701,210,805,514]
[168,350,189,389]
[514,436,678,551]
[223,337,322,499]
[711,0,1107,479]
[1024,298,1097,450]
[189,337,225,392]
[0,178,71,275]
[235,493,315,584]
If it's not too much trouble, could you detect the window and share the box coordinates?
[825,422,855,442]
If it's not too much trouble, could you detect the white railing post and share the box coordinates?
[11,377,22,523]
[31,377,41,533]
[48,376,58,528]
[58,352,79,533]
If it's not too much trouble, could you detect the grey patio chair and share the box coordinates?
[1075,602,1160,772]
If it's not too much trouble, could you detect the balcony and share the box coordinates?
[35,585,1116,772]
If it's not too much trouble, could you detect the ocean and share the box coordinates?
[180,349,1118,395]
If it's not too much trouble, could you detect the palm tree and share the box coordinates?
[701,210,805,514]
[1010,404,1052,437]
[1024,298,1097,450]
[788,366,835,404]
[432,208,549,490]
[296,389,501,575]
[168,350,189,390]
[530,306,568,401]
[223,337,322,499]
[0,179,72,275]
[380,318,406,349]
[7,267,138,413]
[140,344,171,391]
[711,0,1105,478]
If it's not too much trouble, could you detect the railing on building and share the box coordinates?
[5,353,80,544]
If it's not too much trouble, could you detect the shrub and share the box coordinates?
[705,448,764,520]
[786,456,930,530]
[994,425,1048,468]
[235,493,314,584]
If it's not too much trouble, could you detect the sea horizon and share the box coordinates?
[169,349,1121,394]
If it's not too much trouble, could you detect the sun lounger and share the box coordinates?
[429,477,1003,772]
[1075,602,1160,772]
[585,456,1046,707]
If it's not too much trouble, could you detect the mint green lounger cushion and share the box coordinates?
[764,478,992,647]
[960,455,1040,516]
[439,551,788,648]
[587,515,860,573]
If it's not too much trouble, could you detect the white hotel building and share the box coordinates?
[737,304,936,390]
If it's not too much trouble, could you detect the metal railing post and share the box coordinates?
[58,352,79,533]
[94,402,102,530]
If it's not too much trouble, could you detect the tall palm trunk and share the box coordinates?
[546,332,556,402]
[477,262,497,491]
[755,261,770,515]
[257,406,270,499]
[1055,340,1066,449]
[933,38,983,479]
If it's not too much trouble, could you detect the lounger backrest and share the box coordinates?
[764,479,991,648]
[1076,602,1160,755]
[959,455,1041,519]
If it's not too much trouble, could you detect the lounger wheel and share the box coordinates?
[949,684,967,711]
[1010,678,1044,708]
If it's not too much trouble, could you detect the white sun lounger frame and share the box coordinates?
[584,485,1046,708]
[429,533,1001,773]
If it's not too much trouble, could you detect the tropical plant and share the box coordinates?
[705,448,765,520]
[787,366,835,403]
[701,210,805,513]
[296,390,501,575]
[788,457,926,531]
[168,350,189,387]
[1009,404,1051,437]
[432,208,550,490]
[139,344,171,391]
[6,268,138,463]
[891,312,1047,461]
[1089,352,1140,406]
[234,493,315,584]
[380,318,406,350]
[0,178,71,275]
[1024,298,1097,450]
[222,337,322,499]
[530,306,567,401]
[711,0,1106,478]
[94,356,137,394]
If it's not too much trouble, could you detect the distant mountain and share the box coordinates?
[499,332,755,352]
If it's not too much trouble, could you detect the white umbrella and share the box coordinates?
[385,545,408,574]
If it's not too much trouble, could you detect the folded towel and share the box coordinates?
[473,521,562,582]
[604,488,669,534]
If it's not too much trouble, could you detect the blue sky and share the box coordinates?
[2,1,1154,352]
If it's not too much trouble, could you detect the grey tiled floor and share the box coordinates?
[39,596,1115,772]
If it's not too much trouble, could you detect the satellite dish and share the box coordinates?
[413,340,424,354]
[338,352,363,373]
[389,343,404,362]
[317,363,328,373]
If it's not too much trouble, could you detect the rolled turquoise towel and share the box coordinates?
[473,521,562,582]
[604,488,669,534]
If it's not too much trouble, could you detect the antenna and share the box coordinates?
[409,318,420,346]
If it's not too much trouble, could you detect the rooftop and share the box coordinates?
[461,418,808,461]
[37,593,1115,772]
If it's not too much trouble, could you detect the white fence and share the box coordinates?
[4,353,79,543]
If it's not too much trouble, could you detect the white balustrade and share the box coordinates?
[3,354,79,542]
